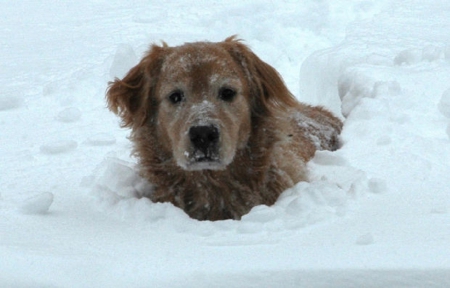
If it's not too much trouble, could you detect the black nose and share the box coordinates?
[189,125,219,155]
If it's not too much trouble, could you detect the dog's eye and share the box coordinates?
[219,87,237,102]
[168,90,184,104]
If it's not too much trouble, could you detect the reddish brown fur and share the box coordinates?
[107,36,343,221]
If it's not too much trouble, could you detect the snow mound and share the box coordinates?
[89,158,192,223]
[109,44,138,79]
[85,133,116,146]
[421,45,443,62]
[0,96,24,111]
[447,124,450,139]
[394,45,447,65]
[445,45,450,60]
[367,178,387,194]
[55,107,82,123]
[355,232,374,245]
[40,140,78,154]
[338,69,401,117]
[438,88,450,118]
[393,49,422,65]
[19,192,54,215]
[89,157,152,199]
[89,154,368,235]
[273,180,348,228]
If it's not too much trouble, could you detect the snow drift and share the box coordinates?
[1,1,450,287]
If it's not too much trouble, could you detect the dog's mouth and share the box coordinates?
[185,149,225,171]
[186,160,224,171]
[195,155,217,162]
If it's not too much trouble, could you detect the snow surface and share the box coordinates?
[1,1,450,287]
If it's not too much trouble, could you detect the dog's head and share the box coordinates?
[107,36,298,171]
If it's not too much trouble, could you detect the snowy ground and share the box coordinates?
[1,1,450,287]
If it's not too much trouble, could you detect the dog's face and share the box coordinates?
[107,37,297,171]
[155,43,251,170]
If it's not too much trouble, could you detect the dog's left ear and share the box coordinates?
[106,44,167,128]
[221,36,299,116]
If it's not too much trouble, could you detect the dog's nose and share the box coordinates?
[189,125,219,155]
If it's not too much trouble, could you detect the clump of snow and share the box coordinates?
[445,45,450,60]
[376,135,391,146]
[87,158,194,223]
[394,45,446,65]
[0,96,24,111]
[109,44,138,79]
[240,205,278,223]
[446,124,450,139]
[393,49,422,65]
[276,181,348,227]
[368,178,387,194]
[90,157,152,200]
[19,192,54,215]
[40,140,78,154]
[55,107,82,123]
[85,133,116,146]
[338,70,375,117]
[311,151,347,166]
[430,206,448,214]
[422,45,442,62]
[438,88,450,118]
[355,233,374,245]
[338,69,401,117]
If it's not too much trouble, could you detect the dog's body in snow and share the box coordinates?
[107,36,342,220]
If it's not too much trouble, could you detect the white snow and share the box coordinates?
[355,233,375,246]
[85,133,116,146]
[55,107,82,123]
[447,124,450,139]
[0,96,24,111]
[19,192,54,215]
[40,140,78,155]
[1,1,450,287]
[439,88,450,118]
[109,44,138,79]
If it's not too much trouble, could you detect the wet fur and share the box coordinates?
[107,36,342,221]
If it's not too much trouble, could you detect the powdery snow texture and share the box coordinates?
[1,1,450,287]
[19,192,54,215]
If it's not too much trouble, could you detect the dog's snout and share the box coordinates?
[189,125,219,153]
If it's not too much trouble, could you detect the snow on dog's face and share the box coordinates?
[155,43,251,170]
[106,38,255,171]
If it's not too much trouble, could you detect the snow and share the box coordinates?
[109,44,138,79]
[85,133,116,146]
[39,140,78,155]
[0,96,24,112]
[1,0,450,287]
[439,88,450,118]
[55,107,82,123]
[19,192,54,215]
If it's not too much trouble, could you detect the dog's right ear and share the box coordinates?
[220,36,299,118]
[106,44,167,128]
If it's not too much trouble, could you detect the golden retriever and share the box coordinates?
[106,36,342,221]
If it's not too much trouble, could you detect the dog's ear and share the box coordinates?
[106,44,167,128]
[221,36,299,116]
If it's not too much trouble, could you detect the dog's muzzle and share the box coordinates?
[189,125,219,162]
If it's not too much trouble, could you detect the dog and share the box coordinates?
[106,36,342,221]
